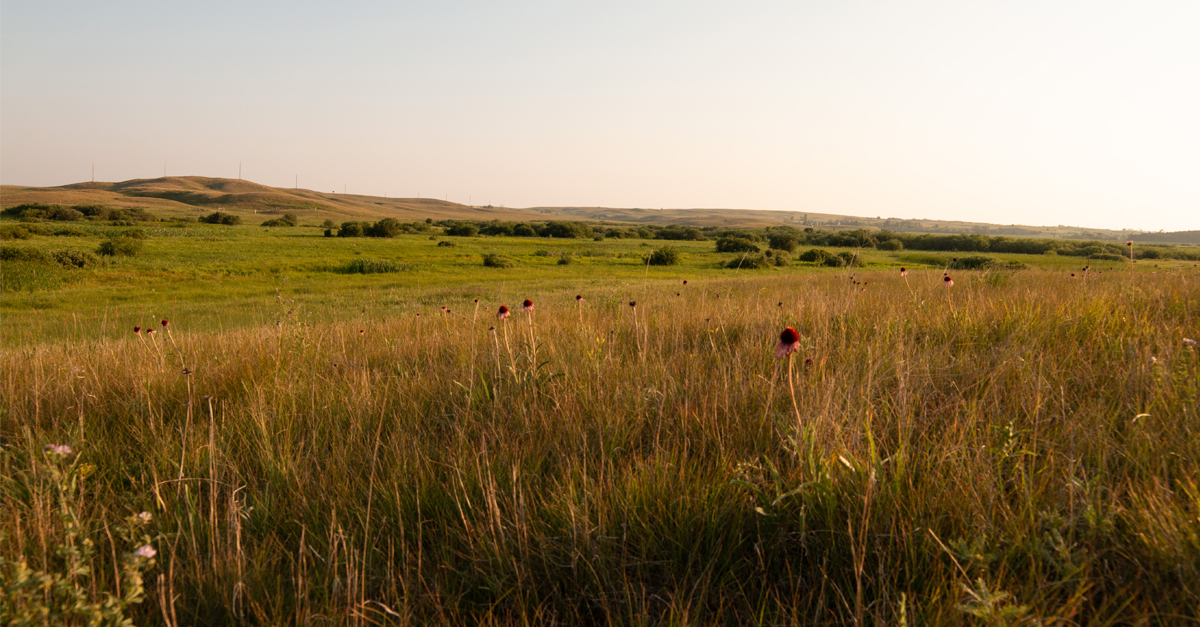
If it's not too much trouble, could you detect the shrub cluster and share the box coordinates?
[646,245,681,266]
[482,253,514,268]
[97,236,143,257]
[261,213,299,227]
[340,258,407,274]
[2,203,154,223]
[337,218,427,238]
[201,211,242,225]
[715,237,760,253]
[1,246,102,269]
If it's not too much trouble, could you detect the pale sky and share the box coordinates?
[3,1,1198,231]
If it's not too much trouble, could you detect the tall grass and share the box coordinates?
[3,269,1198,625]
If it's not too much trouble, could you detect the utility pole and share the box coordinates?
[164,161,166,177]
[91,164,94,182]
[295,175,298,189]
[239,162,242,180]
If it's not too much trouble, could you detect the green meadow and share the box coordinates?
[3,222,1199,625]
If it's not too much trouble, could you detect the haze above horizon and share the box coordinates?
[2,1,1198,232]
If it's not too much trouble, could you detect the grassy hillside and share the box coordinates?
[2,226,1198,623]
[7,176,1194,242]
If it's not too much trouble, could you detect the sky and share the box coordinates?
[3,1,1198,231]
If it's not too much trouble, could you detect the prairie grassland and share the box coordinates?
[3,267,1199,625]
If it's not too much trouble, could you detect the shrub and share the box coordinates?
[47,206,85,221]
[53,227,91,237]
[1,246,53,264]
[877,239,903,251]
[767,233,798,253]
[52,249,102,269]
[322,219,336,229]
[368,218,403,238]
[798,248,832,263]
[1,225,32,240]
[482,253,513,268]
[97,236,143,257]
[557,254,573,265]
[446,223,479,237]
[836,251,862,267]
[955,256,996,270]
[766,249,791,266]
[201,211,242,225]
[534,250,552,257]
[715,237,760,253]
[341,258,405,274]
[338,222,366,237]
[646,246,681,266]
[324,229,334,237]
[261,218,292,227]
[436,240,456,247]
[121,228,148,239]
[512,224,538,237]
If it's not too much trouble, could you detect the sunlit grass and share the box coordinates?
[3,263,1198,624]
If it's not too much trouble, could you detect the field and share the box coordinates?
[3,223,1199,625]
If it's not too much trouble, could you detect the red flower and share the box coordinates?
[497,305,510,320]
[776,327,801,359]
[522,299,534,312]
[161,319,169,327]
[133,326,141,334]
[575,295,583,302]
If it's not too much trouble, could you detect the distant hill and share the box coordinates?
[2,176,1194,243]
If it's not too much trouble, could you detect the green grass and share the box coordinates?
[3,225,1199,625]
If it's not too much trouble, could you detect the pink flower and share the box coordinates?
[900,267,907,277]
[943,275,954,287]
[44,444,73,457]
[575,294,583,302]
[133,326,141,334]
[775,327,801,359]
[497,305,510,320]
[134,545,157,559]
[161,319,169,328]
[521,299,534,312]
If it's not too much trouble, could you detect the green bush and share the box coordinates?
[646,246,681,266]
[767,249,791,266]
[482,253,513,268]
[97,236,143,257]
[121,228,148,239]
[767,233,798,253]
[715,237,760,253]
[446,223,479,237]
[1,246,53,264]
[877,239,903,251]
[1,225,32,240]
[338,222,366,237]
[202,211,242,225]
[798,248,832,263]
[557,253,574,265]
[436,240,456,247]
[368,218,403,238]
[53,227,91,237]
[341,258,405,274]
[52,249,102,269]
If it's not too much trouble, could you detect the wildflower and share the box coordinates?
[161,319,169,327]
[900,267,908,277]
[1070,273,1076,279]
[359,329,365,334]
[440,306,448,313]
[522,299,534,312]
[943,275,954,287]
[629,301,636,308]
[134,326,141,334]
[777,302,783,307]
[497,305,510,320]
[575,295,583,302]
[44,444,73,457]
[474,299,479,303]
[136,512,153,524]
[1185,338,1198,346]
[683,280,688,286]
[1125,241,1133,246]
[147,329,157,335]
[134,545,157,559]
[488,326,496,331]
[803,357,814,367]
[775,327,801,359]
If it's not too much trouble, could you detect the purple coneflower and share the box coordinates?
[683,280,688,286]
[803,357,814,367]
[134,326,141,334]
[161,319,169,328]
[576,294,583,302]
[522,299,534,312]
[497,305,510,320]
[943,275,954,287]
[147,329,157,335]
[629,301,636,308]
[900,267,907,277]
[775,327,801,359]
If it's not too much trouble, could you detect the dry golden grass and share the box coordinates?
[2,269,1198,624]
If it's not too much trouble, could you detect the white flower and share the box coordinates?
[136,512,153,524]
[134,545,157,559]
[44,444,73,457]
[1185,338,1197,346]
